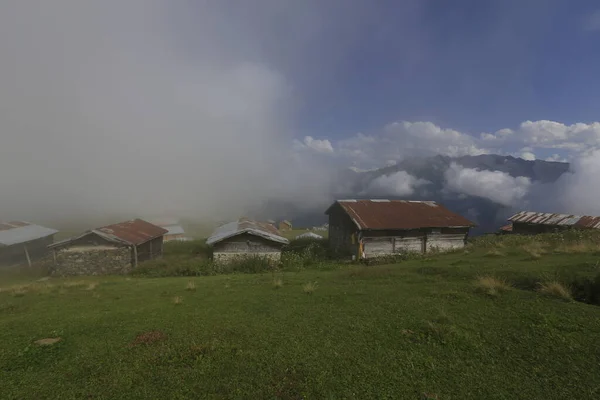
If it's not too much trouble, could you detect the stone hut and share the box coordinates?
[0,221,58,267]
[47,219,167,276]
[206,218,289,264]
[326,199,476,259]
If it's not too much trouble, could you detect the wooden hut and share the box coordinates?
[326,199,476,259]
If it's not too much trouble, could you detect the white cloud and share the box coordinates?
[310,119,600,170]
[294,136,334,153]
[365,171,429,196]
[335,121,490,168]
[542,149,600,215]
[481,120,600,152]
[519,151,536,161]
[545,154,566,162]
[444,163,531,207]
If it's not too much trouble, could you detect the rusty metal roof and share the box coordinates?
[326,199,476,230]
[50,219,167,248]
[508,211,600,229]
[0,221,58,246]
[94,219,168,245]
[206,218,289,246]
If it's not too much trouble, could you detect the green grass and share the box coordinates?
[1,233,600,398]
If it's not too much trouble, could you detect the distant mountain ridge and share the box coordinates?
[261,154,570,235]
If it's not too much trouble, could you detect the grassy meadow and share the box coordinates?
[1,232,600,399]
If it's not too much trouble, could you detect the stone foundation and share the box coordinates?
[48,246,132,276]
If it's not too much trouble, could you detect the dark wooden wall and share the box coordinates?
[327,205,359,257]
[136,236,164,263]
[512,222,571,235]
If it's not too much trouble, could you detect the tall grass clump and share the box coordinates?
[474,275,511,296]
[537,281,573,301]
[302,281,318,294]
[272,277,283,289]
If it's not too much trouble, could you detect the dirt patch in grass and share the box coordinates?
[130,330,168,347]
[35,337,62,346]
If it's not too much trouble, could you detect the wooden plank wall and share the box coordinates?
[426,233,466,252]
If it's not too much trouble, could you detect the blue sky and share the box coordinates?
[275,0,600,139]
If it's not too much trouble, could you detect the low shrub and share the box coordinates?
[563,270,600,305]
[281,240,336,271]
[133,255,277,277]
[132,257,212,277]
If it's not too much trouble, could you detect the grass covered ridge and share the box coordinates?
[1,231,600,398]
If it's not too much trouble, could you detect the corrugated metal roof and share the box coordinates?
[50,219,168,248]
[325,199,476,230]
[163,224,185,235]
[94,219,168,245]
[508,211,600,229]
[0,221,58,246]
[206,218,289,246]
